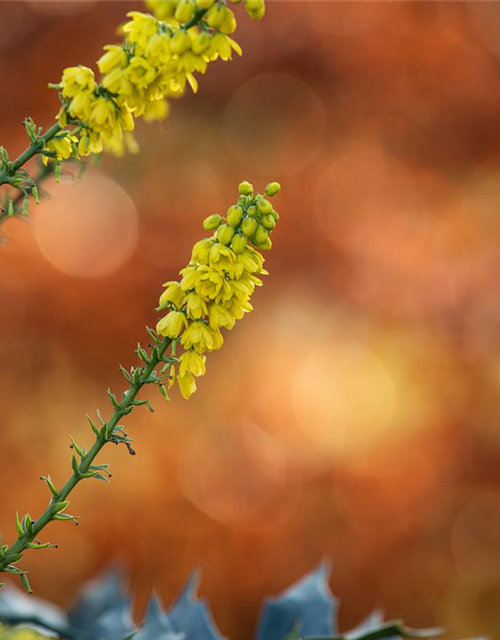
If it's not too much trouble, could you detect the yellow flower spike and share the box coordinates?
[177,372,197,399]
[156,310,189,338]
[153,181,279,400]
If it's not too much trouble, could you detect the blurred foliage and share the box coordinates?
[0,565,444,640]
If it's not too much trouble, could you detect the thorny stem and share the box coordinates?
[0,6,209,234]
[0,163,54,229]
[0,336,171,575]
[0,123,61,187]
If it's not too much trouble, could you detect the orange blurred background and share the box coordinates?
[2,1,500,638]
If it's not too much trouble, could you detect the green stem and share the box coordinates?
[0,163,54,228]
[0,123,61,187]
[0,336,171,574]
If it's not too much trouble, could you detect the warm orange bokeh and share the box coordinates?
[2,1,500,638]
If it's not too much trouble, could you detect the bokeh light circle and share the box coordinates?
[223,73,325,176]
[34,171,139,278]
[181,421,287,526]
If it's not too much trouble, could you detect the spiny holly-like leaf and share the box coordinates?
[68,566,127,631]
[0,585,70,637]
[346,610,385,638]
[254,562,337,640]
[79,594,134,640]
[308,621,446,640]
[134,595,183,640]
[166,571,224,640]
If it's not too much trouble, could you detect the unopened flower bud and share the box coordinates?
[253,224,269,246]
[245,0,265,20]
[217,224,235,245]
[207,3,227,28]
[203,214,223,230]
[227,204,243,226]
[257,198,273,215]
[265,181,281,197]
[197,0,216,8]
[247,205,257,216]
[271,209,280,221]
[241,216,258,237]
[262,213,276,230]
[171,30,192,55]
[192,32,211,55]
[175,1,195,23]
[231,233,248,254]
[238,180,253,196]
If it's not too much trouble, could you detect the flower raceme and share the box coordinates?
[156,180,280,399]
[49,0,266,159]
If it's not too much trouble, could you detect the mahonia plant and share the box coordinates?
[0,181,281,593]
[0,564,445,640]
[0,0,265,229]
[157,180,281,399]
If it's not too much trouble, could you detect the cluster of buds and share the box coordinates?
[156,180,281,399]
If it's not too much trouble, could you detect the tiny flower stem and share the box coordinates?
[0,123,61,187]
[0,163,54,228]
[0,336,171,576]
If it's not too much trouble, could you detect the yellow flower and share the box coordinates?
[208,303,236,330]
[184,292,208,319]
[180,321,214,353]
[127,56,158,89]
[180,264,205,291]
[159,281,185,309]
[42,133,78,165]
[143,98,170,122]
[123,11,159,51]
[88,97,116,131]
[97,45,128,74]
[179,350,206,377]
[67,90,94,121]
[191,238,213,263]
[157,310,188,338]
[61,65,96,97]
[177,372,197,399]
[146,0,179,23]
[205,33,242,61]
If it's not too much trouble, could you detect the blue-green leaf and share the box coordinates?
[254,562,337,640]
[166,571,224,640]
